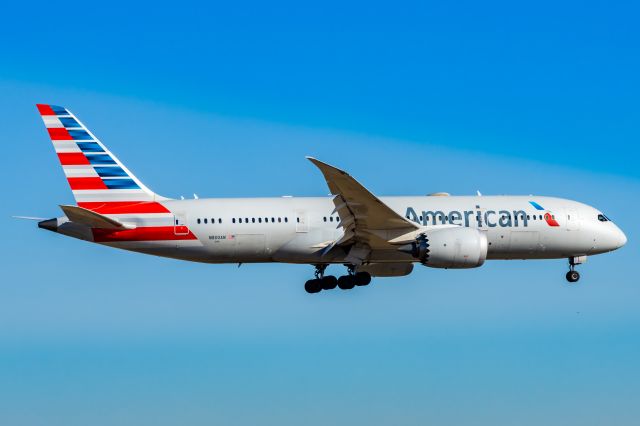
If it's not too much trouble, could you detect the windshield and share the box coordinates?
[597,214,611,222]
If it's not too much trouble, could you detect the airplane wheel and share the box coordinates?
[337,275,355,290]
[321,275,338,290]
[566,271,580,283]
[354,272,371,286]
[305,279,322,293]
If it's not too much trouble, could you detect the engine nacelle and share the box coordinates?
[399,227,488,269]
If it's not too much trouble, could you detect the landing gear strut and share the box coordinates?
[304,265,372,293]
[566,256,586,283]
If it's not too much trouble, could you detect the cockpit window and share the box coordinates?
[597,214,609,222]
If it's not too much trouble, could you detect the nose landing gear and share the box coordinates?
[566,270,580,283]
[566,256,586,283]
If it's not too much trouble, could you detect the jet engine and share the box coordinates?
[398,227,488,269]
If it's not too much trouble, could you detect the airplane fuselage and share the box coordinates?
[49,195,625,264]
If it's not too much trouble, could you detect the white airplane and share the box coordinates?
[30,104,627,293]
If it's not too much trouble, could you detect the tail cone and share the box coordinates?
[38,218,58,232]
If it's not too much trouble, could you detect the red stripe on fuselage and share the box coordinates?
[92,226,197,242]
[67,177,108,190]
[48,128,72,140]
[58,152,90,165]
[37,104,55,115]
[78,201,171,214]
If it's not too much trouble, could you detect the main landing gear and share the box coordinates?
[304,265,372,294]
[566,256,586,283]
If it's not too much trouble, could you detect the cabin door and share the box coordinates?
[295,210,309,233]
[566,210,580,231]
[174,213,189,236]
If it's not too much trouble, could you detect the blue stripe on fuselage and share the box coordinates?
[529,201,545,210]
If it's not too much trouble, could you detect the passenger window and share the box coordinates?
[278,217,281,223]
[285,217,288,223]
[204,218,208,224]
[323,217,327,222]
[297,217,300,223]
[197,218,201,224]
[271,217,275,222]
[219,218,222,224]
[330,217,334,222]
[252,218,255,223]
[245,218,249,223]
[527,215,530,220]
[258,218,262,223]
[232,218,236,224]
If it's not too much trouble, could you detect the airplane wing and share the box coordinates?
[307,157,419,262]
[59,205,135,230]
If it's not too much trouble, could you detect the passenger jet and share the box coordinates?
[28,104,627,293]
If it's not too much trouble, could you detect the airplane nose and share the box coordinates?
[616,227,627,248]
[611,225,627,250]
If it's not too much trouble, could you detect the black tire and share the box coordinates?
[354,272,372,286]
[321,275,338,290]
[337,275,355,290]
[566,271,580,283]
[304,279,322,293]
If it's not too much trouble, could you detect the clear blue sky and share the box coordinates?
[1,1,639,425]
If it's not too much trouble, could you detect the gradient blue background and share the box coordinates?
[1,1,639,425]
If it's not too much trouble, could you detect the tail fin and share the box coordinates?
[36,104,169,212]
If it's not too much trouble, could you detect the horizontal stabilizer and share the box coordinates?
[59,205,135,230]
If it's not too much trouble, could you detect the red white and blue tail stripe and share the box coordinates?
[37,104,198,244]
[37,104,164,207]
